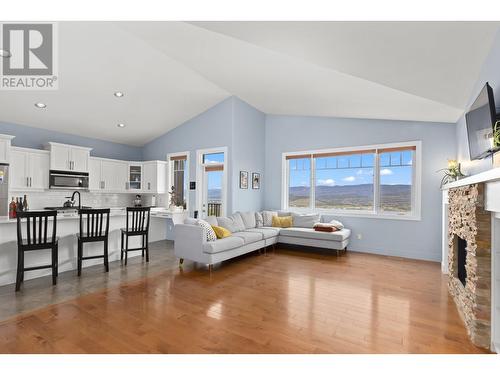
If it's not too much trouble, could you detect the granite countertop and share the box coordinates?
[0,207,183,224]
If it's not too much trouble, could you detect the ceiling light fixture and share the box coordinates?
[114,91,124,98]
[0,49,11,58]
[34,102,47,109]
[117,123,126,128]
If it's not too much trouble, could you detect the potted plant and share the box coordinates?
[438,160,465,187]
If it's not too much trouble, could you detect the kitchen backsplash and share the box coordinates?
[10,191,167,210]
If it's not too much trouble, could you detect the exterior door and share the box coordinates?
[202,165,224,218]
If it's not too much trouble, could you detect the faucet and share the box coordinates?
[71,191,81,209]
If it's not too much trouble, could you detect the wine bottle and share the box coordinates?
[23,195,28,211]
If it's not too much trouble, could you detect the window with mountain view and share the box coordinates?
[284,143,418,217]
[288,157,311,208]
[315,152,374,210]
[379,149,413,213]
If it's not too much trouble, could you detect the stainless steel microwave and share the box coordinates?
[49,170,89,190]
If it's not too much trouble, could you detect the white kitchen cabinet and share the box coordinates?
[89,158,101,191]
[0,134,15,164]
[89,157,128,192]
[45,142,91,172]
[127,163,143,191]
[9,148,49,191]
[102,160,128,192]
[143,161,167,193]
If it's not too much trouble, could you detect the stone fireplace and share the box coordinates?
[448,183,491,348]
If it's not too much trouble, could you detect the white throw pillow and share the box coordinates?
[262,210,277,227]
[255,212,264,227]
[196,219,217,242]
[217,213,246,233]
[205,216,218,226]
[329,219,344,230]
[292,213,321,228]
[238,211,257,229]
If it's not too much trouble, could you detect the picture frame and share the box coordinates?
[240,171,248,189]
[252,173,260,189]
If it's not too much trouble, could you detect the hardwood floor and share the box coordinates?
[0,246,491,354]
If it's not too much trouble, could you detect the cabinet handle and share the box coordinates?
[30,177,32,187]
[148,182,151,190]
[26,177,29,187]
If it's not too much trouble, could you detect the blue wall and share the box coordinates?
[142,97,235,216]
[265,115,456,261]
[0,121,143,161]
[231,98,266,212]
[457,29,500,176]
[142,96,266,216]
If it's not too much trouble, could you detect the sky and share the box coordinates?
[290,151,413,187]
[205,152,224,190]
[204,151,413,191]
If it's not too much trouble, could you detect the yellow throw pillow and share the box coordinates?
[272,215,293,228]
[211,225,232,239]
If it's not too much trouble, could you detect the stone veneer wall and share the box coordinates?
[448,183,491,348]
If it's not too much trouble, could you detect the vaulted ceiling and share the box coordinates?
[0,21,498,146]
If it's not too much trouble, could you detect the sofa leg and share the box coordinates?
[336,250,340,257]
[208,264,213,276]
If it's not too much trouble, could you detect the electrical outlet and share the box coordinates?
[356,233,362,240]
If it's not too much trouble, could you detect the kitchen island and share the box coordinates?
[0,208,187,287]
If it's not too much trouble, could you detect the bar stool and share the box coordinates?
[77,208,110,276]
[16,210,58,291]
[120,207,150,265]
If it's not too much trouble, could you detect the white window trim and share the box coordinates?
[281,141,422,221]
[196,147,228,217]
[167,151,190,212]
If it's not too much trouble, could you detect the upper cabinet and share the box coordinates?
[9,148,50,191]
[89,157,128,193]
[143,161,167,194]
[0,134,15,164]
[45,142,91,173]
[128,164,143,191]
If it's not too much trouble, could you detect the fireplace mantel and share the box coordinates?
[442,167,500,190]
[441,173,500,353]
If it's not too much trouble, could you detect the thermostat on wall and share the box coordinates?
[190,181,196,190]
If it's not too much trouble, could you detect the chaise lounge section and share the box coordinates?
[174,211,351,268]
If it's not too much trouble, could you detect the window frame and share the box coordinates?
[281,141,422,221]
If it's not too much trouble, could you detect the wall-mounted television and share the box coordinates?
[465,82,499,160]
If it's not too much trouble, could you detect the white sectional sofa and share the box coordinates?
[174,211,351,267]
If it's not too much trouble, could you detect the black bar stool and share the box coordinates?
[120,207,150,265]
[16,210,58,291]
[77,208,110,276]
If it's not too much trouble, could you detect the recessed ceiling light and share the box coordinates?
[114,91,124,98]
[0,49,11,58]
[34,102,47,109]
[117,123,126,128]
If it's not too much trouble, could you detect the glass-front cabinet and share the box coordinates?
[128,164,143,191]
